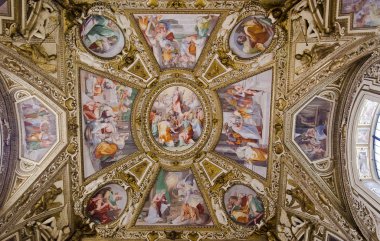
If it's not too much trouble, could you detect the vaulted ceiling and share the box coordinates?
[0,0,379,241]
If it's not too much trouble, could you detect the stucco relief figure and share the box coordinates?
[217,12,239,38]
[229,15,274,59]
[117,204,136,228]
[37,206,70,241]
[211,198,228,225]
[25,2,56,41]
[25,184,63,219]
[80,70,138,177]
[150,86,204,152]
[242,173,265,195]
[292,2,320,40]
[295,43,340,75]
[286,179,319,218]
[15,43,57,73]
[277,209,310,240]
[115,14,135,50]
[224,185,265,226]
[137,170,212,226]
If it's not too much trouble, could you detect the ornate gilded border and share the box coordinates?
[134,77,213,161]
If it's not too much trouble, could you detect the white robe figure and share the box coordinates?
[191,118,202,139]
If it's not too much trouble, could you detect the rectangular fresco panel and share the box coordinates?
[341,0,380,28]
[80,69,138,177]
[17,97,57,162]
[215,70,272,178]
[137,169,212,226]
[134,14,219,69]
[294,97,332,161]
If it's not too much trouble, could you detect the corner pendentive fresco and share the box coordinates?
[341,0,380,28]
[137,169,212,226]
[80,15,125,58]
[80,69,138,177]
[150,86,204,152]
[86,184,128,225]
[294,97,332,162]
[215,70,272,178]
[134,14,219,69]
[17,97,58,163]
[224,184,264,226]
[229,15,274,59]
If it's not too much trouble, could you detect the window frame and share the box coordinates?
[350,90,380,206]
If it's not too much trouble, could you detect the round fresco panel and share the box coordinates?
[150,86,204,152]
[81,15,125,58]
[229,15,274,59]
[224,184,264,226]
[86,184,127,225]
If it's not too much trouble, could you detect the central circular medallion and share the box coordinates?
[134,77,215,162]
[150,86,204,151]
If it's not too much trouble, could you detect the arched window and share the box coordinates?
[351,85,380,200]
[342,57,380,240]
[374,113,380,178]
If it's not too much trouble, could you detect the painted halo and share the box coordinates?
[223,184,265,226]
[229,15,274,59]
[80,15,125,58]
[86,184,127,225]
[150,86,204,152]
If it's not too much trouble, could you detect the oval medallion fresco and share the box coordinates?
[229,15,274,59]
[224,184,264,226]
[150,86,204,152]
[81,15,125,58]
[86,184,127,224]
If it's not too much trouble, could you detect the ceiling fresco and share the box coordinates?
[16,96,58,163]
[0,0,379,241]
[293,97,332,162]
[134,13,219,69]
[80,69,138,177]
[215,70,272,178]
